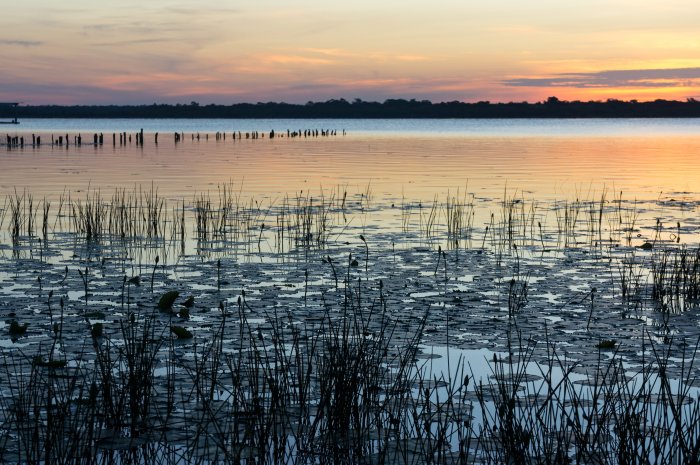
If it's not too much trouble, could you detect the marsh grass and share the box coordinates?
[2,183,700,464]
[4,294,700,464]
[419,196,439,240]
[651,246,700,315]
[445,189,475,250]
[2,182,658,262]
[467,329,700,465]
[0,247,474,464]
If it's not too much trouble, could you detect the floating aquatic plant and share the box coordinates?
[158,290,179,310]
[597,339,616,349]
[8,320,28,338]
[32,356,67,369]
[170,325,193,339]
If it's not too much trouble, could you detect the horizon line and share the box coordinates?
[11,96,700,107]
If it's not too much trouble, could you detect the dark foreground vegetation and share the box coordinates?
[4,288,700,465]
[7,97,700,119]
[2,184,700,464]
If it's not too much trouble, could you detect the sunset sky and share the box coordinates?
[3,0,700,104]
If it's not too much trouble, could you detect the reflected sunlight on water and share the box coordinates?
[2,127,700,207]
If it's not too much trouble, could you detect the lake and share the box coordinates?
[2,118,700,464]
[4,118,700,203]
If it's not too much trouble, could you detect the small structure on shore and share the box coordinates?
[0,102,19,124]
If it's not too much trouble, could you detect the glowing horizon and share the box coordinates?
[3,1,700,105]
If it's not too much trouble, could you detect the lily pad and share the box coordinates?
[158,291,180,310]
[33,356,67,368]
[597,340,616,350]
[9,320,28,337]
[171,325,193,339]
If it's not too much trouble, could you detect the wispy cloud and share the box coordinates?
[504,67,700,88]
[261,54,335,65]
[0,39,43,47]
[302,48,351,57]
[91,38,171,47]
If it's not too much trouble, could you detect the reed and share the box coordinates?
[651,246,700,315]
[0,183,657,261]
[42,197,50,241]
[0,258,699,464]
[2,182,700,464]
[420,196,439,240]
[8,189,24,244]
[445,189,475,249]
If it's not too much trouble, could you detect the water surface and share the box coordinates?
[3,118,700,204]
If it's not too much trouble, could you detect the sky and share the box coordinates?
[2,0,700,105]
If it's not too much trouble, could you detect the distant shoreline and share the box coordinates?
[4,98,700,119]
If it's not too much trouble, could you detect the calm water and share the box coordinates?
[3,118,700,204]
[10,117,700,137]
[3,119,700,463]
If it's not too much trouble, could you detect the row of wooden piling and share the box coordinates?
[3,127,346,148]
[186,128,345,143]
[3,130,146,148]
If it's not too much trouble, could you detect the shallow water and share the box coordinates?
[3,119,700,463]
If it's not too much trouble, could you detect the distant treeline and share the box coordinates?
[7,97,700,119]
